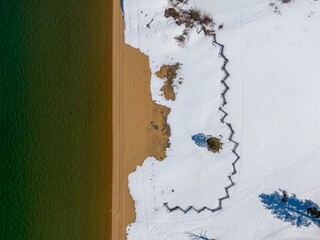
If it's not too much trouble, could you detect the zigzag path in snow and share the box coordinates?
[163,34,240,214]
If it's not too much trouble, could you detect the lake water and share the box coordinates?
[1,1,112,239]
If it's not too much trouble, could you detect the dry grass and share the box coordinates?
[164,0,216,46]
[168,0,189,7]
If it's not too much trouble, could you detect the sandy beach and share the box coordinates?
[112,2,170,239]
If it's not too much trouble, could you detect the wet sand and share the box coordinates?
[112,2,170,240]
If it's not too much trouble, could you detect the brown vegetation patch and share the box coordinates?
[164,0,216,46]
[207,137,223,153]
[168,0,189,7]
[156,63,181,100]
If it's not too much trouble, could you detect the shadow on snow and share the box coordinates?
[259,191,320,228]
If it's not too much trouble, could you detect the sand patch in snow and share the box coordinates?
[155,63,181,101]
[149,105,171,160]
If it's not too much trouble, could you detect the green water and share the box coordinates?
[1,1,112,239]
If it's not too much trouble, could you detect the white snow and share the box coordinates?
[124,0,320,239]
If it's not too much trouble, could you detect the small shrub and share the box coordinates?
[174,35,187,46]
[201,14,213,26]
[164,0,218,46]
[307,207,320,219]
[206,137,223,153]
[169,0,189,7]
[164,8,180,20]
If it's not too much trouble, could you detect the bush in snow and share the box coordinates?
[207,137,223,153]
[164,0,218,46]
[192,134,223,153]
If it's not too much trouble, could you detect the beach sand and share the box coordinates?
[112,2,170,240]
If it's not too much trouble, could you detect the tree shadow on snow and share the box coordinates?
[259,191,320,228]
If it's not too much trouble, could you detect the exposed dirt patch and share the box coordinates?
[149,106,171,160]
[156,63,181,100]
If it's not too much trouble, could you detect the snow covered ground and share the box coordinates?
[124,0,320,239]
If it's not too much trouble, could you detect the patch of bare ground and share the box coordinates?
[164,0,221,46]
[156,63,181,100]
[150,106,171,160]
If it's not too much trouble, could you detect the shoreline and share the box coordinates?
[112,2,170,239]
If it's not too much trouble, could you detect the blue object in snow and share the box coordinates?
[191,133,211,148]
[259,191,320,228]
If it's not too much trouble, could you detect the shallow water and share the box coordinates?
[1,1,112,239]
